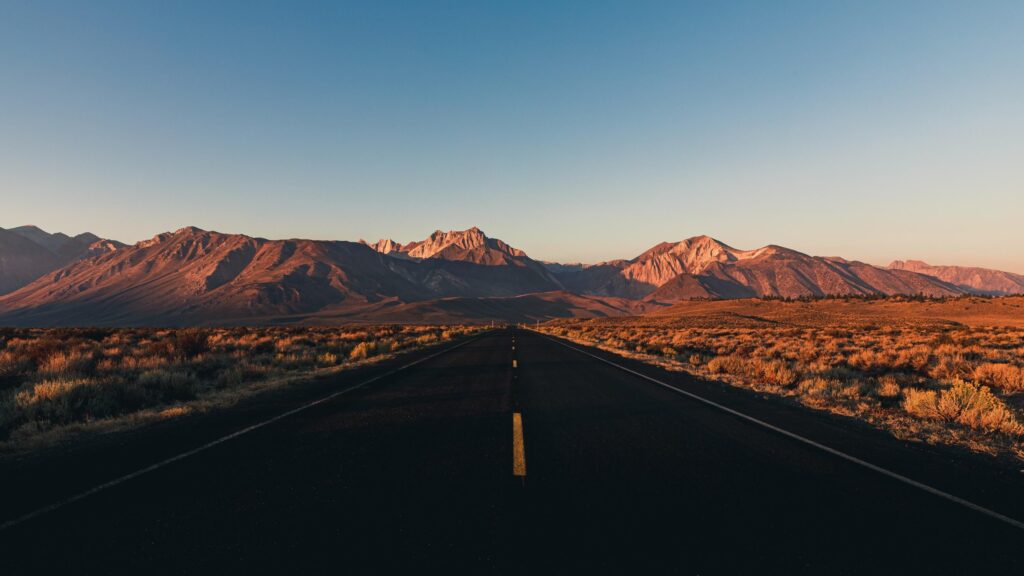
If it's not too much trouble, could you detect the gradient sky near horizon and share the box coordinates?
[2,1,1022,271]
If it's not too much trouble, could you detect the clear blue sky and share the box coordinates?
[2,1,1022,271]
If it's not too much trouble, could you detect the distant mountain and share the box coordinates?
[888,260,1024,296]
[0,227,561,326]
[366,227,528,263]
[0,228,62,294]
[0,225,123,295]
[8,225,77,254]
[550,236,963,301]
[9,225,122,261]
[363,238,405,257]
[0,227,997,326]
[363,227,563,297]
[0,227,434,326]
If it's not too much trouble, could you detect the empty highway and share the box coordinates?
[2,329,1023,574]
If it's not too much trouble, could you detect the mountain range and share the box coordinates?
[888,260,1024,296]
[0,225,1019,326]
[0,226,123,295]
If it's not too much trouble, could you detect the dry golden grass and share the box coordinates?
[0,325,482,450]
[541,296,1024,462]
[648,295,1024,328]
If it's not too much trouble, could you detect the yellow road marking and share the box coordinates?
[512,359,517,368]
[512,412,526,477]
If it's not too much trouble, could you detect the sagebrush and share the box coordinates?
[540,301,1024,461]
[0,325,480,446]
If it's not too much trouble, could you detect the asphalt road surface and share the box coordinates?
[2,329,1023,574]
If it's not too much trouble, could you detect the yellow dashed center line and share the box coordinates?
[512,412,527,477]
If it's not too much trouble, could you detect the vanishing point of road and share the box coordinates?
[2,329,1023,574]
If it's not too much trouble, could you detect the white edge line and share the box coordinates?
[534,331,1024,532]
[0,337,479,532]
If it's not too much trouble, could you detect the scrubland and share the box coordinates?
[540,296,1024,462]
[0,325,480,450]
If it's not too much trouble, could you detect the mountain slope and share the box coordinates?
[0,228,63,295]
[0,227,432,326]
[9,225,123,262]
[396,227,527,262]
[0,226,124,295]
[889,260,1024,296]
[365,227,563,297]
[552,236,963,301]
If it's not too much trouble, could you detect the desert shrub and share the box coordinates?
[318,352,340,366]
[929,355,974,381]
[125,369,197,409]
[705,356,796,387]
[120,354,171,371]
[37,350,96,378]
[902,388,939,419]
[247,337,276,354]
[904,381,1023,436]
[349,340,393,360]
[875,375,902,399]
[847,349,885,372]
[185,354,228,381]
[10,370,194,426]
[140,338,176,360]
[174,329,210,359]
[14,377,108,424]
[273,351,315,370]
[0,352,30,389]
[894,346,932,373]
[707,356,748,375]
[19,338,67,369]
[216,366,245,389]
[797,377,842,400]
[816,366,861,384]
[349,341,374,361]
[11,377,130,422]
[415,334,439,346]
[973,363,1024,392]
[758,359,797,387]
[936,380,1023,435]
[604,337,626,348]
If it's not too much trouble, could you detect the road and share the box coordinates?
[1,329,1023,574]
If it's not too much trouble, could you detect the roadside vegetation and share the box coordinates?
[0,325,481,450]
[539,296,1024,462]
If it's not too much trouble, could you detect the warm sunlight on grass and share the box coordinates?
[0,325,482,449]
[539,296,1024,461]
